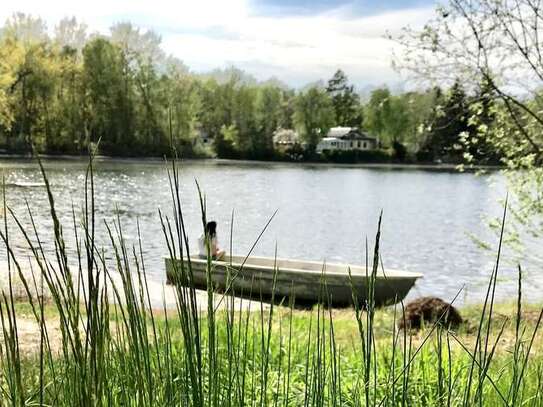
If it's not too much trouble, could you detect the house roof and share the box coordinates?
[326,127,377,142]
[327,127,352,138]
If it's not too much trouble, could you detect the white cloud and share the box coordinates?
[0,0,435,88]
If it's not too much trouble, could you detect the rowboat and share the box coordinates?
[165,255,422,307]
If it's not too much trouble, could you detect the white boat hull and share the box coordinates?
[165,255,422,307]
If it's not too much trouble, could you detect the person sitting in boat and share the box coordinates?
[198,221,225,260]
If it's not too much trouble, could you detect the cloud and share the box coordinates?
[0,0,436,88]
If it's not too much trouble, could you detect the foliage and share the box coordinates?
[400,87,443,153]
[418,81,470,163]
[0,12,507,163]
[320,148,393,163]
[254,85,285,158]
[394,0,543,256]
[293,86,335,154]
[326,69,362,127]
[0,39,17,129]
[364,87,411,151]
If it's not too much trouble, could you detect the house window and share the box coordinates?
[363,142,367,148]
[350,142,353,148]
[357,141,361,148]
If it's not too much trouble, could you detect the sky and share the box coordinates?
[0,0,438,89]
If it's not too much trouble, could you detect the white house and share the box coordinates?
[316,127,378,153]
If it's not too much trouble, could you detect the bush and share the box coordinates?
[320,149,392,163]
[415,149,435,163]
[393,141,408,162]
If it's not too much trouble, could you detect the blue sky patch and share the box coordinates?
[251,0,436,17]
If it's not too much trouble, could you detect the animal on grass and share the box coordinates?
[398,296,463,330]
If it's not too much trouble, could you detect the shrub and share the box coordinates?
[320,149,392,163]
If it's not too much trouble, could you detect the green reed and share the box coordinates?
[0,156,542,406]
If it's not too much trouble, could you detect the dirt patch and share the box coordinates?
[0,315,62,357]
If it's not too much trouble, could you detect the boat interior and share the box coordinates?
[190,255,421,278]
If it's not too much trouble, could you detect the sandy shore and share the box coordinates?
[0,260,268,312]
[1,259,269,354]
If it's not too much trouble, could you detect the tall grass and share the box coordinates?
[0,157,542,406]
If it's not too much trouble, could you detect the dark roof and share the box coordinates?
[338,129,377,141]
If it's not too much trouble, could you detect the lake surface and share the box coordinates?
[0,158,538,304]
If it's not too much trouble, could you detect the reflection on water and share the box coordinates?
[0,157,537,303]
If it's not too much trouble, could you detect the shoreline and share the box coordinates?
[0,153,502,172]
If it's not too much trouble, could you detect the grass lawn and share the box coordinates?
[3,296,542,406]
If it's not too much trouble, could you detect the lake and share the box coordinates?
[0,157,538,304]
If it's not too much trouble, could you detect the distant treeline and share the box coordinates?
[0,14,504,164]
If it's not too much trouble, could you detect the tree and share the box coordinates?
[293,87,334,154]
[395,0,543,257]
[326,69,362,127]
[365,87,410,145]
[110,23,166,149]
[255,85,284,157]
[163,65,201,155]
[4,13,48,44]
[387,97,410,155]
[48,43,86,153]
[0,14,55,151]
[83,37,130,153]
[364,87,429,160]
[364,87,391,142]
[419,80,470,162]
[197,78,235,157]
[0,38,18,130]
[462,78,502,165]
[401,87,444,154]
[231,84,257,156]
[54,17,87,52]
[395,1,543,163]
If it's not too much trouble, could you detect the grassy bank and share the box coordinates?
[4,298,543,406]
[1,158,542,406]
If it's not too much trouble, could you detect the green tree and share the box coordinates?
[0,14,56,152]
[163,64,201,155]
[326,69,362,127]
[47,44,86,153]
[198,77,238,157]
[418,81,470,163]
[364,87,391,142]
[0,38,18,130]
[365,88,409,143]
[293,87,334,154]
[395,0,543,255]
[255,85,284,157]
[401,87,444,154]
[111,23,165,151]
[461,79,502,165]
[231,84,257,156]
[83,37,131,153]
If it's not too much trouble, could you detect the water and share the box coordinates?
[0,157,538,303]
